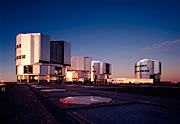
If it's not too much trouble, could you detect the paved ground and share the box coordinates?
[1,84,180,124]
[0,85,74,124]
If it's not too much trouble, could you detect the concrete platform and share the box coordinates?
[69,103,180,124]
[1,84,180,124]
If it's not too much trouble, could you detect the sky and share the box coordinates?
[0,0,180,82]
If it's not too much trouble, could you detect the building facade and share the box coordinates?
[112,78,153,84]
[16,33,71,83]
[65,56,91,82]
[91,61,112,84]
[50,41,71,66]
[135,59,161,83]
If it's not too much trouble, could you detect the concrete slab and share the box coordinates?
[70,104,180,124]
[40,89,67,92]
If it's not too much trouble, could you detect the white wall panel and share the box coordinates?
[16,34,21,65]
[154,60,160,74]
[71,56,84,70]
[84,57,91,71]
[34,35,40,63]
[40,65,48,75]
[64,42,71,65]
[18,65,24,75]
[33,65,40,74]
[21,34,31,65]
[50,66,55,75]
[40,34,50,61]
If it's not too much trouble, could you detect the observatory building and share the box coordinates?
[65,56,91,82]
[91,61,112,84]
[135,59,161,83]
[15,33,71,83]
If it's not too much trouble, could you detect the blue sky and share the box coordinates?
[0,0,180,81]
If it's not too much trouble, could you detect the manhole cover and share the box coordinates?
[60,96,112,105]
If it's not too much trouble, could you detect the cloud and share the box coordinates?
[141,39,180,51]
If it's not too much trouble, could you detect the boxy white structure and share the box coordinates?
[135,59,161,83]
[66,56,91,82]
[16,33,71,83]
[112,78,154,84]
[91,61,112,84]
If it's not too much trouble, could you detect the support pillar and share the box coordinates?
[38,75,40,83]
[27,75,29,83]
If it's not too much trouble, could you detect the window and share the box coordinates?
[21,55,26,59]
[55,67,62,75]
[24,65,33,74]
[15,55,25,60]
[16,56,20,60]
[16,44,21,49]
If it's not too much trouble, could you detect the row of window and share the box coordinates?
[135,70,150,73]
[135,65,147,68]
[15,44,21,49]
[16,65,62,75]
[15,55,26,60]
